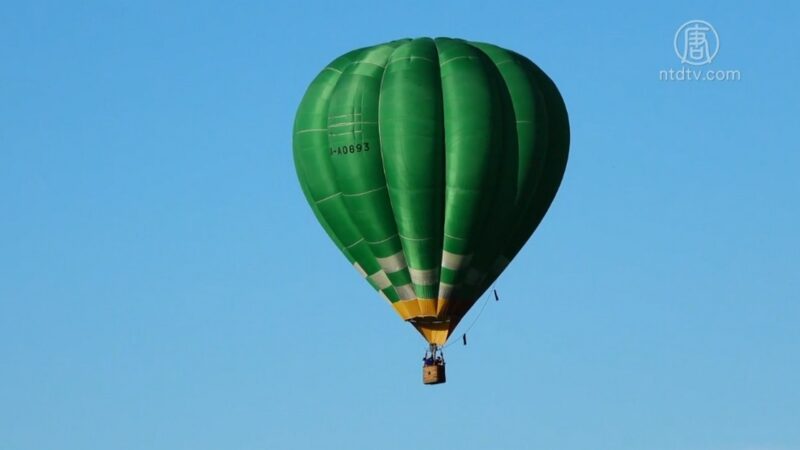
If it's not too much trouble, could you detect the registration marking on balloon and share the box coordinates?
[329,142,372,155]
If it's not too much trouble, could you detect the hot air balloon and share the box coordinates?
[293,37,569,384]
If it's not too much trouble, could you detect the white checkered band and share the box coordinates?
[441,251,472,271]
[394,284,416,300]
[353,262,367,277]
[368,270,392,290]
[376,251,408,273]
[408,267,438,286]
[438,283,456,300]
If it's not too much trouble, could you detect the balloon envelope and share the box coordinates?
[293,37,569,344]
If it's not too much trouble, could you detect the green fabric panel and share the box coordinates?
[381,287,400,302]
[470,43,550,226]
[440,267,458,285]
[468,51,569,297]
[412,284,438,301]
[326,43,404,260]
[295,170,353,263]
[458,42,553,302]
[324,40,419,300]
[455,42,521,292]
[386,270,412,287]
[435,37,502,267]
[379,38,444,297]
[293,48,385,281]
[499,55,569,264]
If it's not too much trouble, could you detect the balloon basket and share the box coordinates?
[423,363,446,385]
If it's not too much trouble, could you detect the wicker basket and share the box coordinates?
[423,364,446,385]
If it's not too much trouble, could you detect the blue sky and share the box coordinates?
[1,1,798,449]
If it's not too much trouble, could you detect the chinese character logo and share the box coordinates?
[674,20,719,65]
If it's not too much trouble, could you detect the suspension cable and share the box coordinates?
[442,286,495,350]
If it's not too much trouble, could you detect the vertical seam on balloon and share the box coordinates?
[380,38,446,304]
[439,39,504,308]
[432,37,449,308]
[376,40,417,299]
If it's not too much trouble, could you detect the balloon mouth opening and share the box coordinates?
[391,297,452,321]
[409,318,453,345]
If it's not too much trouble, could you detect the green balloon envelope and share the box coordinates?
[293,37,569,344]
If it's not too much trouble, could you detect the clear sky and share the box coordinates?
[1,1,798,449]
